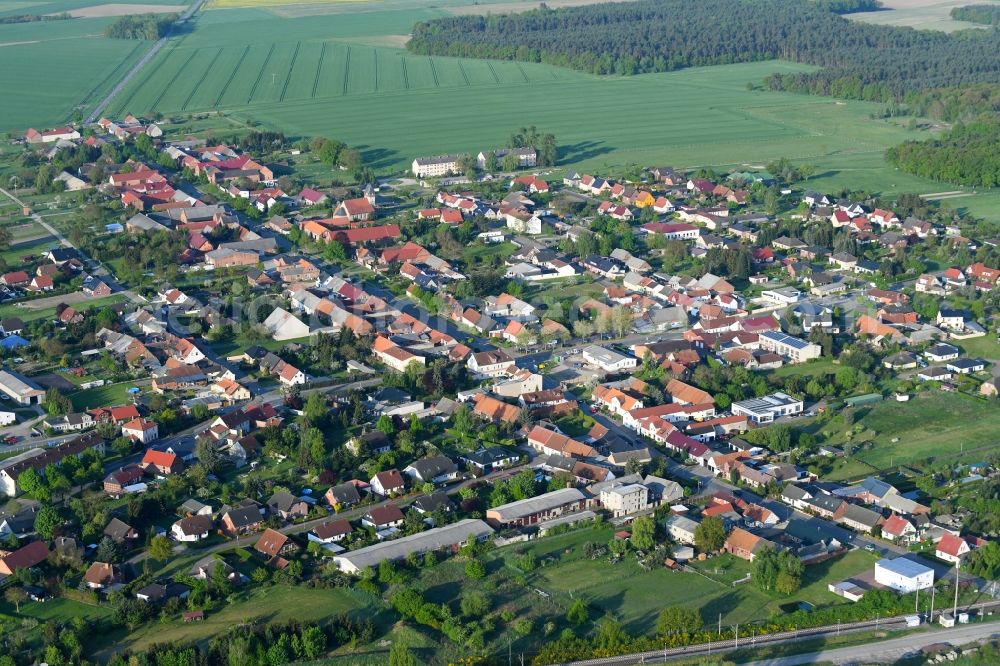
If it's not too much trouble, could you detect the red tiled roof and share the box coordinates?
[141,449,177,468]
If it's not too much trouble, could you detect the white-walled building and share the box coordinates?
[874,557,934,593]
[467,350,516,378]
[758,330,822,363]
[731,392,803,424]
[582,345,638,373]
[412,155,463,178]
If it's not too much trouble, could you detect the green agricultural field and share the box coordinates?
[0,16,152,131]
[0,0,188,18]
[95,4,1000,218]
[846,0,997,33]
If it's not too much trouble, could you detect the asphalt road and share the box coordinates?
[744,621,1000,666]
[84,0,205,124]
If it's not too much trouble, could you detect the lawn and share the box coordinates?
[103,585,365,656]
[954,336,1000,363]
[206,333,311,356]
[68,381,137,410]
[773,357,840,379]
[819,392,1000,479]
[505,527,880,634]
[0,596,114,657]
[0,236,59,266]
[0,293,126,325]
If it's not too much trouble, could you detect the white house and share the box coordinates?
[757,330,822,364]
[761,287,804,306]
[171,515,213,542]
[936,309,966,331]
[370,470,406,497]
[665,514,700,545]
[403,455,459,485]
[121,418,159,445]
[467,350,515,378]
[874,557,934,593]
[936,533,971,564]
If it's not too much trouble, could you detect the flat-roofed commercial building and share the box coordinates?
[332,519,493,574]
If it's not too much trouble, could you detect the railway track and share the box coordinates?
[564,600,1000,665]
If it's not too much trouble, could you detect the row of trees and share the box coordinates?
[408,0,1000,118]
[0,12,70,24]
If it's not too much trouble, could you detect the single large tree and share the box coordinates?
[694,515,726,552]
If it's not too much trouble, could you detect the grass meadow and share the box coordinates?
[490,526,880,635]
[807,392,1000,481]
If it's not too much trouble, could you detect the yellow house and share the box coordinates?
[633,191,656,208]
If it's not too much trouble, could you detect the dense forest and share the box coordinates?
[104,13,177,39]
[885,118,1000,187]
[407,0,1000,119]
[950,4,1000,25]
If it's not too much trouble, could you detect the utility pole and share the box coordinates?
[718,613,722,637]
[931,583,936,622]
[734,624,739,650]
[916,586,919,613]
[953,562,960,619]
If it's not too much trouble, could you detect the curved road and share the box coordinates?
[84,0,205,123]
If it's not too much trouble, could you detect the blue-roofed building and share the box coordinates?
[0,335,30,350]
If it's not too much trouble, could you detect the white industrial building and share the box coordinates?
[582,345,638,373]
[874,557,934,593]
